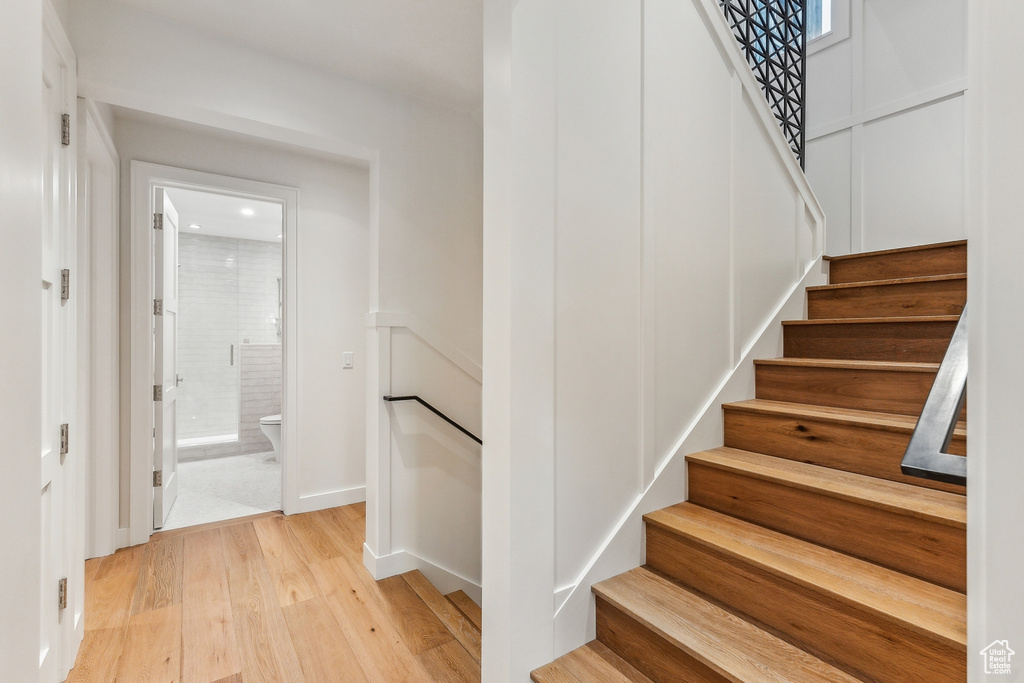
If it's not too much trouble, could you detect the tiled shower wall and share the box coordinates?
[239,344,282,454]
[178,233,282,459]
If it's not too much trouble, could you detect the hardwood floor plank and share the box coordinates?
[253,514,321,606]
[285,511,348,561]
[311,555,433,681]
[92,543,147,582]
[223,524,306,683]
[115,603,183,682]
[447,590,482,631]
[65,628,125,683]
[133,534,184,615]
[85,565,140,632]
[181,529,241,683]
[404,571,481,663]
[417,639,480,682]
[283,597,369,682]
[376,575,454,654]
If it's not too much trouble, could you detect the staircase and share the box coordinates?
[533,240,967,682]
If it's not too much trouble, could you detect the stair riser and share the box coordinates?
[808,278,966,319]
[645,525,967,683]
[687,463,966,592]
[723,408,966,494]
[828,243,966,284]
[596,597,728,683]
[755,364,967,418]
[784,320,957,362]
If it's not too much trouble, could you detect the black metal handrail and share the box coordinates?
[900,302,968,486]
[383,395,482,445]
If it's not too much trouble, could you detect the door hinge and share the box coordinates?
[61,269,70,303]
[154,298,164,316]
[153,212,164,230]
[58,577,68,610]
[61,114,70,147]
[153,470,163,487]
[60,423,69,456]
[153,384,163,401]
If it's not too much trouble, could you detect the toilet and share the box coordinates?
[259,414,282,461]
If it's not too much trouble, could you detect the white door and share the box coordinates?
[153,189,180,528]
[41,17,81,682]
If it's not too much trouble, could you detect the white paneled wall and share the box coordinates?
[482,0,824,675]
[177,233,281,457]
[805,0,966,255]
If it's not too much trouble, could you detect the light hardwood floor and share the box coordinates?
[68,504,481,682]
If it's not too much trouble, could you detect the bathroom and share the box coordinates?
[162,186,284,530]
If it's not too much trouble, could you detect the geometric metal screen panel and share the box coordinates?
[718,0,806,167]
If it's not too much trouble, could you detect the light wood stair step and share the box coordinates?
[783,315,959,363]
[825,239,966,285]
[807,273,966,319]
[755,357,966,417]
[686,446,966,591]
[592,567,860,683]
[401,571,481,664]
[644,504,966,682]
[445,590,482,632]
[723,399,966,494]
[532,640,654,683]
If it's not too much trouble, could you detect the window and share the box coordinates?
[806,0,849,54]
[806,0,832,41]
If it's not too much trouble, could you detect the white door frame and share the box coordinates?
[128,161,299,545]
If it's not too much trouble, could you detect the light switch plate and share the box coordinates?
[342,351,354,369]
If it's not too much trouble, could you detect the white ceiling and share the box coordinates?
[165,187,283,243]
[111,0,484,112]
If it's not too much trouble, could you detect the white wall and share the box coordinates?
[68,0,483,357]
[113,115,371,516]
[805,0,967,255]
[966,2,1024,679]
[482,0,823,678]
[0,1,44,679]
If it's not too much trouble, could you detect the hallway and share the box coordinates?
[68,504,480,682]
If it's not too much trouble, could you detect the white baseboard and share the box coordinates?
[296,486,366,513]
[363,544,482,606]
[117,527,130,549]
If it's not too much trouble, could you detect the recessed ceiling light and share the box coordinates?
[276,234,282,239]
[240,208,255,216]
[188,223,202,230]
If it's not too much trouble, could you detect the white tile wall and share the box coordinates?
[239,344,282,455]
[177,233,281,459]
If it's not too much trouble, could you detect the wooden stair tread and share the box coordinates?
[725,398,968,436]
[593,567,861,682]
[687,447,966,529]
[445,590,482,631]
[824,240,966,263]
[783,315,960,326]
[644,504,966,648]
[754,357,940,373]
[807,272,966,292]
[532,641,654,683]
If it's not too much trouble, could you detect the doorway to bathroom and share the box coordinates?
[160,186,284,530]
[129,162,299,541]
